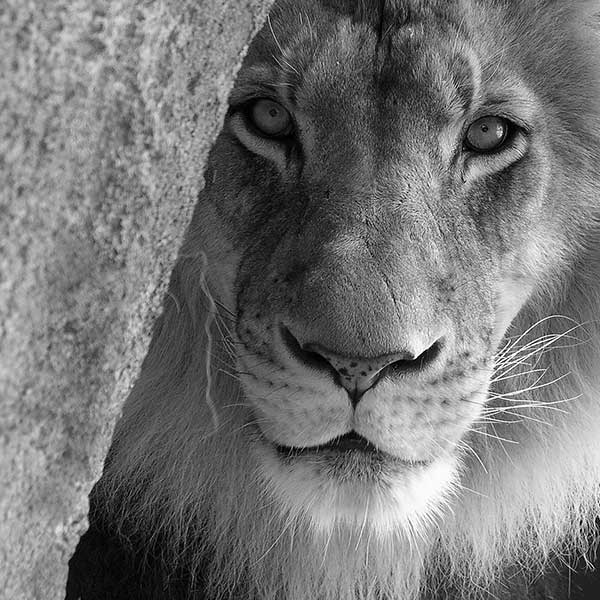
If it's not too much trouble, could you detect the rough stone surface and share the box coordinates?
[0,1,273,598]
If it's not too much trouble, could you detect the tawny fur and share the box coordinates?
[98,1,600,599]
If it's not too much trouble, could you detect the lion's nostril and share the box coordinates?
[281,326,443,406]
[280,326,334,373]
[385,340,443,377]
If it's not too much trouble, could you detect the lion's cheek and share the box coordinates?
[355,379,489,461]
[238,355,352,447]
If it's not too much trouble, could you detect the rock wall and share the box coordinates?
[0,1,273,597]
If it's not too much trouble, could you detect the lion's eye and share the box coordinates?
[464,116,510,153]
[247,99,293,138]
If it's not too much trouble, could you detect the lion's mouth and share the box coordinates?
[273,430,432,469]
[275,430,380,457]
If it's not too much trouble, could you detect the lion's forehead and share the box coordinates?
[300,23,474,114]
[252,2,478,136]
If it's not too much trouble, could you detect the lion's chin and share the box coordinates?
[252,430,459,537]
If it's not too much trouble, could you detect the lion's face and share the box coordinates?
[198,0,580,534]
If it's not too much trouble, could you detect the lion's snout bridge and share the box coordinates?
[281,324,445,405]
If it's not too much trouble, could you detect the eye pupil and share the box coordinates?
[249,99,292,137]
[465,116,509,153]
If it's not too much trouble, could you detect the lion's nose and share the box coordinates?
[281,327,442,406]
[306,343,442,405]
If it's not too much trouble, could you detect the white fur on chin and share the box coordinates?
[256,440,459,538]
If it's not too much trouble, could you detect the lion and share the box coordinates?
[67,1,600,599]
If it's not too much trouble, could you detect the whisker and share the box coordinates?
[479,410,553,427]
[467,428,519,445]
[490,372,572,399]
[456,483,489,498]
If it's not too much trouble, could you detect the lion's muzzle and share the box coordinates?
[281,324,445,406]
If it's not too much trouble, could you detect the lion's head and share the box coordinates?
[100,1,600,598]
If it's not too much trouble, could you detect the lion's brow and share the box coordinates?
[355,0,403,41]
[322,0,411,41]
[326,0,462,43]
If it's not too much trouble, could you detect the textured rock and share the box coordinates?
[0,1,273,598]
